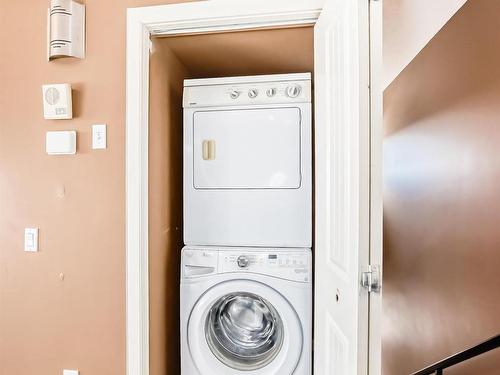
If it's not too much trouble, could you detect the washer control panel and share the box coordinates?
[219,249,311,283]
[183,73,311,108]
[182,247,312,282]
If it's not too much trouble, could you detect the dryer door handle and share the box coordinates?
[202,140,216,160]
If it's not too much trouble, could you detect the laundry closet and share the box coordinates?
[148,26,315,375]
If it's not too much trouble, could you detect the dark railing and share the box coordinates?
[411,334,500,375]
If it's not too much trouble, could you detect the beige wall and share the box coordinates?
[383,1,500,374]
[0,1,192,374]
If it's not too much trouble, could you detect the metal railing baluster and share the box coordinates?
[410,334,500,375]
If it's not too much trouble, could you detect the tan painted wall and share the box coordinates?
[0,1,193,374]
[383,1,500,374]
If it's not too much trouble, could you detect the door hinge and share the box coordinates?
[361,265,381,293]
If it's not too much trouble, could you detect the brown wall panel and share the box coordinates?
[157,26,314,78]
[149,40,188,375]
[383,1,500,374]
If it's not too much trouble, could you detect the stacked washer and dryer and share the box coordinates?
[181,73,312,375]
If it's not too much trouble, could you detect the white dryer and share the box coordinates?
[181,246,312,375]
[183,73,312,248]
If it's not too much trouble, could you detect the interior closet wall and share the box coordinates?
[383,1,500,374]
[159,28,314,78]
[148,26,314,375]
[149,40,189,375]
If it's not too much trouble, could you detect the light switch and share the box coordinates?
[92,124,107,149]
[63,370,79,375]
[24,228,38,252]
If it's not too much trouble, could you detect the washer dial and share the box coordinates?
[237,255,250,268]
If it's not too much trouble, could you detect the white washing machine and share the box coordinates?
[181,246,312,375]
[183,73,312,248]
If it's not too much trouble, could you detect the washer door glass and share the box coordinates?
[205,292,284,371]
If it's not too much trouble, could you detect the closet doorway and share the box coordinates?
[126,1,382,374]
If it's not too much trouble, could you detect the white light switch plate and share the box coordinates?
[92,124,107,149]
[24,228,38,252]
[63,370,79,375]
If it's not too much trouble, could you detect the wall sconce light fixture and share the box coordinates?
[47,0,85,60]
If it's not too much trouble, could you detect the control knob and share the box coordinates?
[266,88,277,97]
[248,89,259,98]
[286,84,302,98]
[237,255,250,268]
[230,90,240,99]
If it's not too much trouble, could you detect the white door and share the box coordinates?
[193,107,302,189]
[314,0,379,374]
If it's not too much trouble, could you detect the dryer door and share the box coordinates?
[187,279,303,375]
[192,107,301,189]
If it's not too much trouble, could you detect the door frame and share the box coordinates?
[125,1,381,374]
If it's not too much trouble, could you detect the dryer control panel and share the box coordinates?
[183,73,311,108]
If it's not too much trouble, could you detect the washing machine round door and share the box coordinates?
[188,280,303,375]
[205,292,283,370]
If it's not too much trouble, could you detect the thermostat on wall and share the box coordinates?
[42,83,73,120]
[46,131,77,155]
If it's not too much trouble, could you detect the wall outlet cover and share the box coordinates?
[63,370,79,375]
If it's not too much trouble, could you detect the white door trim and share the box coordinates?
[126,1,324,375]
[368,0,383,374]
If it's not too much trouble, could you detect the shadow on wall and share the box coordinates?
[149,41,187,375]
[382,0,500,374]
